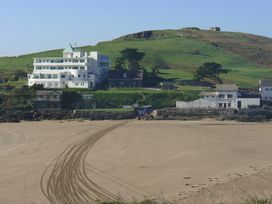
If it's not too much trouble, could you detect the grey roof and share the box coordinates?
[216,84,238,91]
[108,70,143,80]
[259,79,272,87]
[238,91,260,99]
[199,91,217,96]
[36,90,63,96]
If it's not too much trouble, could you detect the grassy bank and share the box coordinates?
[63,88,200,109]
[1,29,272,88]
[0,87,200,114]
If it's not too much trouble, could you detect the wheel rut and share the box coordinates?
[41,122,128,204]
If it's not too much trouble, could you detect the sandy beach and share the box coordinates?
[1,120,272,204]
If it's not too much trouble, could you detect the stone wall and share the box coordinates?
[0,110,136,123]
[73,111,136,120]
[156,108,235,120]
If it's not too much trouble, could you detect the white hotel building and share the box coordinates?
[28,45,109,89]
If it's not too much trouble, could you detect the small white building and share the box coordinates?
[176,84,260,109]
[259,79,272,101]
[28,45,109,89]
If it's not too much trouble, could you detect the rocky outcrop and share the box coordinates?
[121,31,154,40]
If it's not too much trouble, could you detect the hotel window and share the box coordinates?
[78,75,81,78]
[61,75,65,78]
[227,94,233,98]
[100,62,109,67]
[34,74,39,79]
[218,94,225,98]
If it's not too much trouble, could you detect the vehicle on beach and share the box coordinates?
[136,105,154,120]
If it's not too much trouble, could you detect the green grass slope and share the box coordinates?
[1,28,272,87]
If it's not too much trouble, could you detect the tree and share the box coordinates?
[151,56,169,76]
[114,48,145,76]
[113,56,125,71]
[194,62,229,84]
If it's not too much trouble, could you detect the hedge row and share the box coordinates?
[94,91,199,109]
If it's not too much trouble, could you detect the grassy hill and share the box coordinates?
[1,28,272,87]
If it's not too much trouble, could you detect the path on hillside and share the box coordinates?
[40,122,128,204]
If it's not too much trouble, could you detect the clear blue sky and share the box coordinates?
[1,0,271,56]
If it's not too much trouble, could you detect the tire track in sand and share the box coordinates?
[41,122,128,204]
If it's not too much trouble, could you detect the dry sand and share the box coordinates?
[1,120,272,203]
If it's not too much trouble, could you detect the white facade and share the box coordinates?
[28,46,109,89]
[176,98,216,109]
[259,80,272,101]
[176,84,260,110]
[201,84,239,109]
[237,98,260,109]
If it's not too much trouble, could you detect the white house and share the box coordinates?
[259,79,272,101]
[28,45,109,89]
[176,84,260,109]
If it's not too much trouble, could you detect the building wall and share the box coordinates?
[108,79,142,88]
[260,86,272,101]
[215,91,237,109]
[177,89,260,110]
[237,98,260,109]
[28,50,109,89]
[176,99,217,109]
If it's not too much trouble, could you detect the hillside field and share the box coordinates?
[1,28,272,87]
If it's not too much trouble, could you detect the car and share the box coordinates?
[137,105,154,120]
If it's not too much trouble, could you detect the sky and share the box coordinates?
[0,0,272,56]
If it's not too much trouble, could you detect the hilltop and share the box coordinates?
[1,27,272,87]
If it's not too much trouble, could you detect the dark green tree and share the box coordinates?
[194,62,229,84]
[151,56,170,76]
[115,48,145,76]
[113,56,125,71]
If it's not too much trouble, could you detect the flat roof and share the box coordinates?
[259,79,272,87]
[199,91,217,96]
[216,84,238,91]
